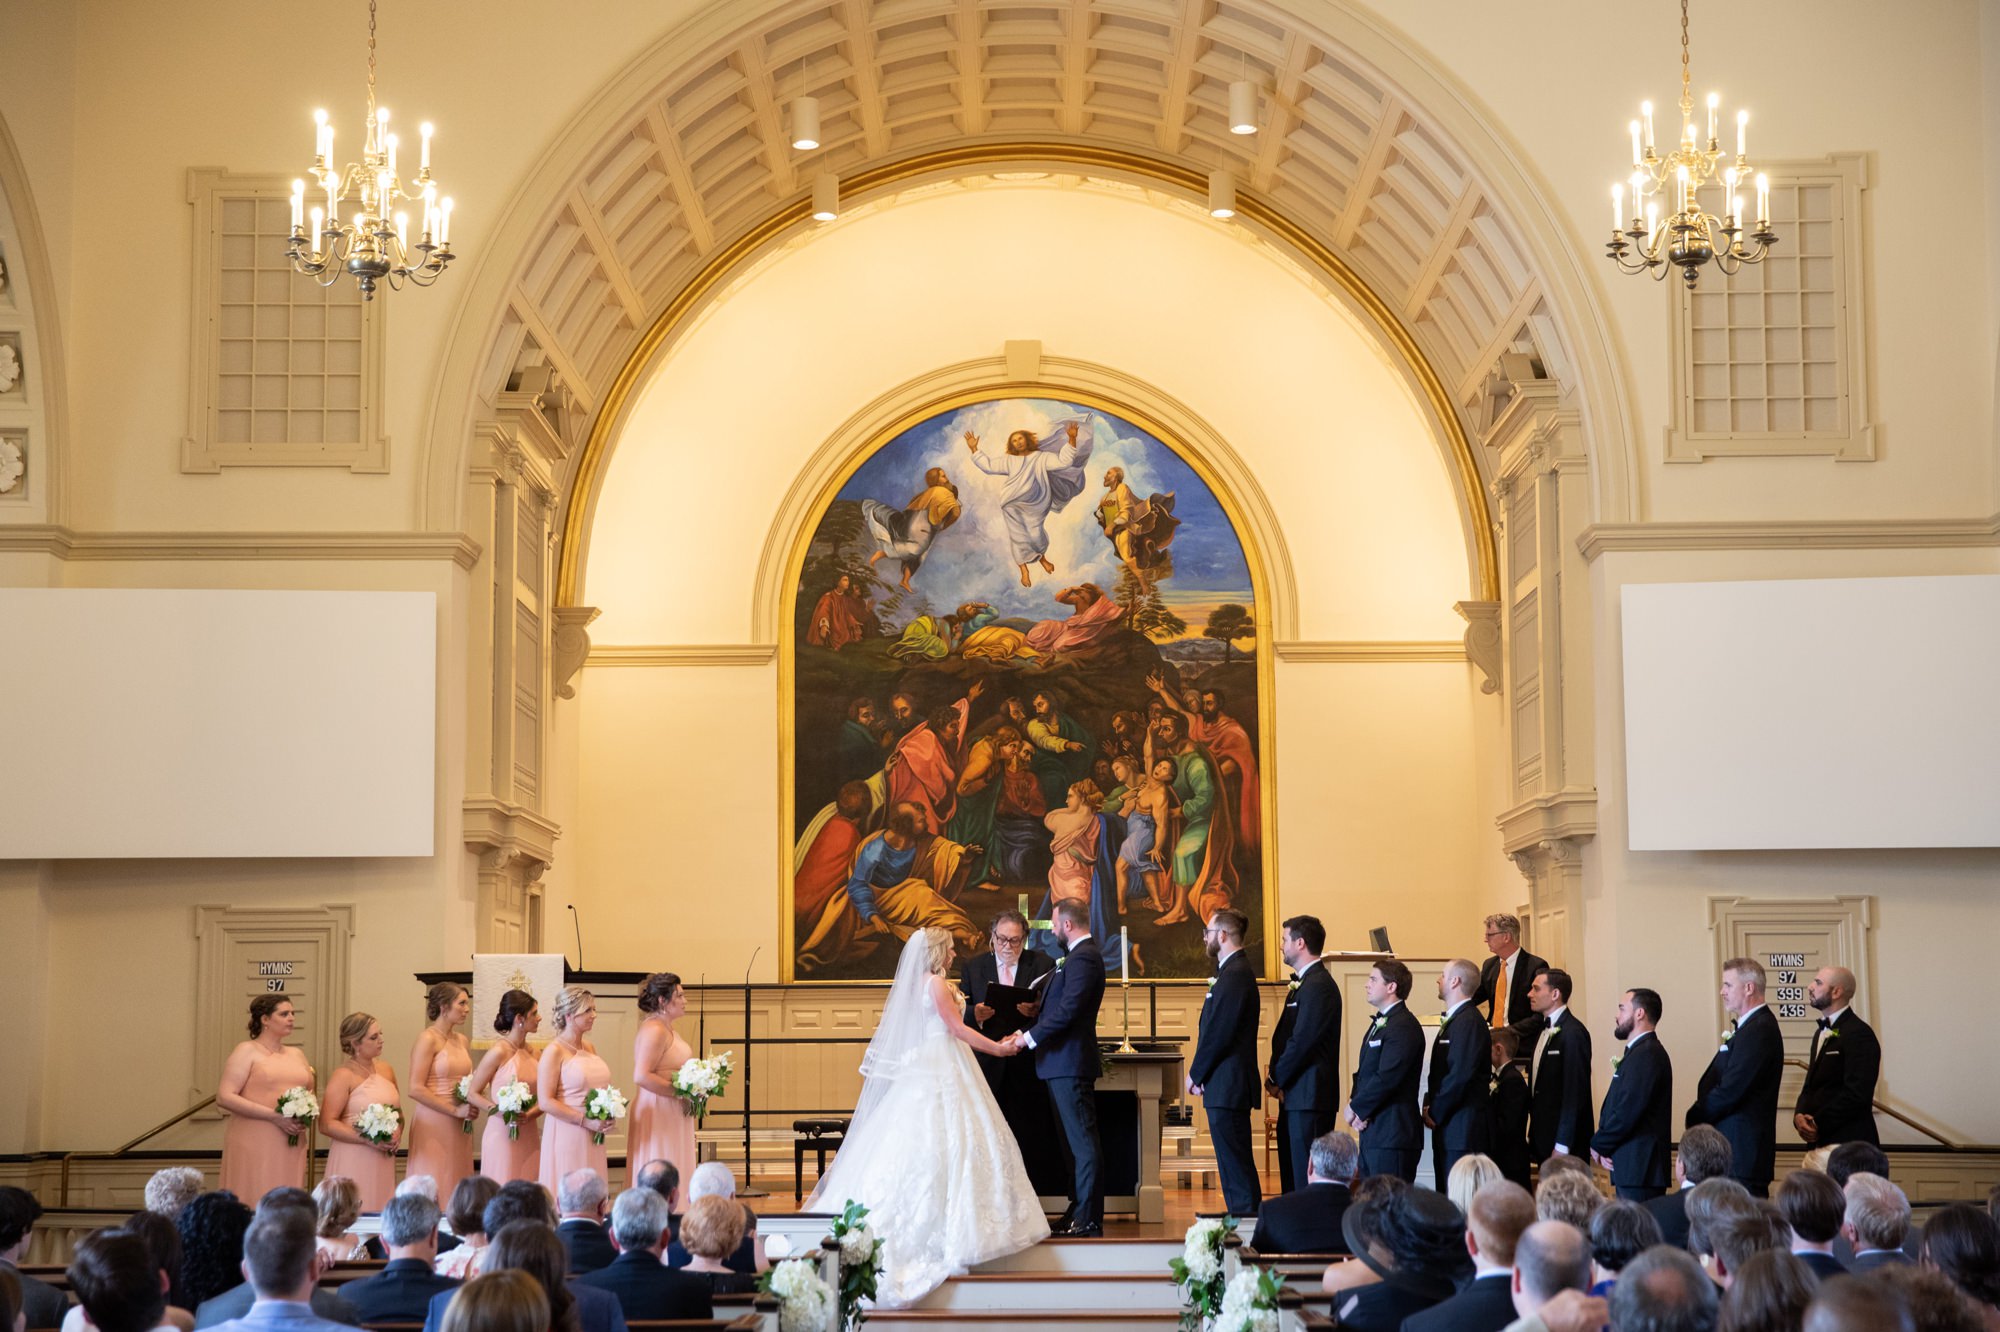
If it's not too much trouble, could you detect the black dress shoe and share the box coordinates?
[1057,1221,1104,1238]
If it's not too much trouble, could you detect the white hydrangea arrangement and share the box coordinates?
[493,1080,537,1140]
[828,1200,883,1328]
[583,1085,628,1144]
[760,1256,836,1332]
[672,1052,734,1122]
[276,1087,319,1147]
[454,1075,476,1134]
[354,1101,400,1148]
[1168,1215,1237,1331]
[1211,1267,1282,1332]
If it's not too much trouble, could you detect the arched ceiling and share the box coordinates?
[479,0,1573,436]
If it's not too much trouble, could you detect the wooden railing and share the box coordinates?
[1782,1057,1962,1150]
[57,1094,231,1205]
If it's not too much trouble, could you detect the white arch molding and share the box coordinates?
[417,0,1636,555]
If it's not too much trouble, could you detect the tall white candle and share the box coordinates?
[1120,927,1129,983]
[1736,109,1748,159]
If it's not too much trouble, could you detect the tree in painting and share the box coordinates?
[789,398,1266,981]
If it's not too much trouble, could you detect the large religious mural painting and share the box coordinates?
[788,396,1269,981]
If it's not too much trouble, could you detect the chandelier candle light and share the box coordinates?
[288,0,456,298]
[1607,0,1777,289]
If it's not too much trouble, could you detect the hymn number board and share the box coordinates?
[193,905,354,1102]
[1710,895,1874,1111]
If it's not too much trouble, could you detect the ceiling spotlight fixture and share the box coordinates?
[1228,80,1258,135]
[811,173,840,222]
[1207,170,1237,220]
[791,95,822,151]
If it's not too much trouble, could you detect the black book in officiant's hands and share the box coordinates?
[978,982,1042,1037]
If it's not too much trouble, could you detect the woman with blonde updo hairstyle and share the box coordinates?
[538,986,615,1192]
[311,1176,366,1261]
[407,982,477,1202]
[438,1269,549,1332]
[628,972,698,1186]
[321,1012,402,1209]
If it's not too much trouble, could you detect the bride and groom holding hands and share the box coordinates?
[806,899,1107,1306]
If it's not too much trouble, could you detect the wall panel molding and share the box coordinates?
[0,525,481,567]
[1576,515,2000,560]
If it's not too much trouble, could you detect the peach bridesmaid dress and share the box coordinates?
[538,1047,612,1193]
[479,1045,543,1185]
[627,1022,698,1181]
[324,1069,399,1210]
[405,1041,475,1200]
[220,1044,313,1204]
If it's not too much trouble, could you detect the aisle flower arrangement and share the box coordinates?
[1168,1215,1237,1331]
[760,1256,836,1332]
[583,1086,628,1144]
[1212,1267,1282,1332]
[828,1200,884,1329]
[276,1087,319,1147]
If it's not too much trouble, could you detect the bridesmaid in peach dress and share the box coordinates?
[628,972,698,1184]
[537,986,615,1193]
[405,982,477,1199]
[217,995,315,1203]
[320,1012,402,1210]
[468,988,544,1184]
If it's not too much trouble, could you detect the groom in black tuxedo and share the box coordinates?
[960,910,1067,1194]
[1008,898,1106,1235]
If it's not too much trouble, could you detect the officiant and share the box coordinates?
[961,910,1069,1196]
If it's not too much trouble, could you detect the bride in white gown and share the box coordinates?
[807,926,1052,1306]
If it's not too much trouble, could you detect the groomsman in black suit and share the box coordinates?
[1010,898,1107,1235]
[1189,908,1262,1217]
[1794,965,1882,1148]
[1267,914,1342,1195]
[1590,987,1674,1201]
[1343,959,1424,1182]
[1487,1030,1531,1189]
[961,910,1066,1194]
[1525,967,1594,1169]
[1474,913,1546,1054]
[1424,958,1490,1190]
[1686,956,1785,1197]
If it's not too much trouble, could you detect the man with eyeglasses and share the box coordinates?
[961,911,1067,1197]
[1473,914,1546,1056]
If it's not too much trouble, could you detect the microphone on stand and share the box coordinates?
[567,904,585,979]
[738,948,765,1197]
[697,973,706,1052]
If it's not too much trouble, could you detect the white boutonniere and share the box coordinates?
[1369,1013,1388,1033]
[1056,957,1067,971]
[1206,976,1218,992]
[1488,1071,1501,1093]
[1611,1054,1623,1072]
[1286,978,1301,994]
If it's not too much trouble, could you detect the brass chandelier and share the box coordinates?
[1607,0,1777,289]
[287,0,455,299]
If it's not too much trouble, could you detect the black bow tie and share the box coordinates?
[1818,1017,1833,1030]
[1546,1017,1559,1030]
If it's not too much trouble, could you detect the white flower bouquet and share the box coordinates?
[828,1200,883,1329]
[760,1256,835,1332]
[493,1081,537,1140]
[355,1100,400,1149]
[583,1085,628,1144]
[454,1075,476,1134]
[1168,1216,1237,1331]
[1212,1267,1281,1332]
[276,1086,319,1147]
[672,1051,734,1123]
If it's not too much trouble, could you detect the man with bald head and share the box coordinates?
[1793,965,1881,1148]
[1507,1221,1596,1331]
[1425,958,1491,1189]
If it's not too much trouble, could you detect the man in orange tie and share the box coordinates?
[1473,914,1546,1058]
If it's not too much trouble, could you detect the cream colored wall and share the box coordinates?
[1586,544,2000,1145]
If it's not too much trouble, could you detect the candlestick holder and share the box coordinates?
[1117,978,1136,1053]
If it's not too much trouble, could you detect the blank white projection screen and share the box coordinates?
[1621,575,2000,850]
[0,589,437,858]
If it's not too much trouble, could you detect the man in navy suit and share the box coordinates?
[1248,1130,1356,1256]
[335,1194,460,1323]
[204,1207,357,1332]
[1189,908,1262,1217]
[576,1188,711,1320]
[1342,959,1423,1182]
[961,910,1065,1195]
[1402,1181,1536,1332]
[1007,898,1106,1235]
[1525,967,1594,1170]
[1686,957,1785,1197]
[1776,1169,1850,1280]
[556,1168,617,1273]
[1794,965,1882,1149]
[1840,1172,1914,1272]
[1591,987,1674,1201]
[1267,914,1341,1195]
[1425,958,1491,1190]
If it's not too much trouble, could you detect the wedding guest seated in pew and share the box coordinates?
[574,1189,709,1322]
[1919,1204,2000,1322]
[192,1193,358,1330]
[664,1166,760,1275]
[1246,1130,1355,1256]
[555,1171,614,1276]
[433,1178,500,1281]
[177,1194,253,1315]
[427,1222,625,1332]
[144,1172,207,1226]
[202,1204,351,1332]
[420,1186,562,1332]
[1584,1199,1662,1297]
[1499,1222,1600,1332]
[336,1195,460,1324]
[1326,1185,1468,1330]
[437,1271,544,1332]
[675,1200,759,1298]
[61,1215,194,1332]
[628,1163,679,1248]
[363,1179,459,1263]
[67,1231,186,1332]
[1319,1175,1402,1298]
[1447,1153,1504,1217]
[1,1186,72,1329]
[1536,1170,1605,1231]
[1401,1181,1535,1332]
[310,1179,365,1265]
[1778,1168,1851,1281]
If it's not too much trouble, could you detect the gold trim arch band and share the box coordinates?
[555,144,1499,612]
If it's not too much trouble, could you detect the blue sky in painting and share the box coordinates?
[835,398,1252,630]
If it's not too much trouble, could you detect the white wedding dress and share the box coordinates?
[807,935,1052,1306]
